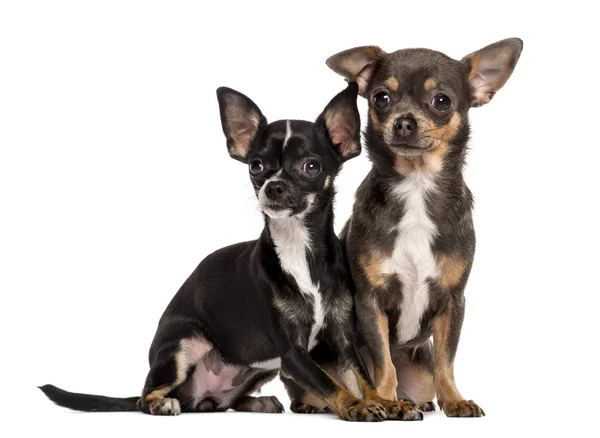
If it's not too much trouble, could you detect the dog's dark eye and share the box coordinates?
[432,93,451,111]
[373,91,390,109]
[303,159,321,177]
[249,159,264,175]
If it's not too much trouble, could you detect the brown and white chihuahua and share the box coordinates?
[325,38,523,417]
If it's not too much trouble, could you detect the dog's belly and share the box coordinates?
[186,358,276,409]
[172,336,279,410]
[385,172,439,344]
[188,361,244,406]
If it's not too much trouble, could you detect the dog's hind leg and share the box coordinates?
[230,370,284,414]
[138,326,213,416]
[393,342,436,412]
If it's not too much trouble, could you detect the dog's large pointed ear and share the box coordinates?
[216,87,267,161]
[326,46,386,97]
[462,38,523,107]
[316,82,361,162]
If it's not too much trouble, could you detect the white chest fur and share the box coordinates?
[269,216,325,350]
[383,172,439,343]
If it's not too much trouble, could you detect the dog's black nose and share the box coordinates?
[394,117,417,138]
[265,181,288,200]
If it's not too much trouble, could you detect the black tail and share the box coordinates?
[39,384,139,412]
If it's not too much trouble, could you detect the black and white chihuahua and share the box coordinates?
[39,83,422,422]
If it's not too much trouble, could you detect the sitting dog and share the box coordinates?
[39,83,422,421]
[324,39,523,417]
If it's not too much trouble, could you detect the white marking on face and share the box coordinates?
[269,215,325,350]
[258,169,316,218]
[384,171,439,343]
[283,120,292,149]
[258,170,291,218]
[250,357,281,370]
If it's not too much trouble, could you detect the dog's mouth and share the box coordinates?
[389,142,433,157]
[260,200,310,219]
[259,195,315,219]
[261,202,293,218]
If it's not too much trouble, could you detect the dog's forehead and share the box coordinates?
[259,119,318,156]
[378,48,465,92]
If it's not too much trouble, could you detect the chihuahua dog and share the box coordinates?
[323,39,523,417]
[39,83,422,421]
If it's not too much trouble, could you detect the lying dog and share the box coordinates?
[325,39,523,417]
[39,83,422,421]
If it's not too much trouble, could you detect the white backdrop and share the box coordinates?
[1,1,598,437]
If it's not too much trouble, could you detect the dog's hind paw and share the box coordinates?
[438,399,485,417]
[381,399,423,421]
[419,401,436,412]
[232,395,284,413]
[148,398,181,416]
[290,400,330,414]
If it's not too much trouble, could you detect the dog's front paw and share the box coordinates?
[340,400,387,422]
[381,399,423,421]
[438,399,485,417]
[147,397,181,416]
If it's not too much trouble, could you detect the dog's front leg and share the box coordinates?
[432,295,485,417]
[280,346,386,422]
[354,292,398,400]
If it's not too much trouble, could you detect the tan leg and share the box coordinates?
[323,383,387,422]
[349,368,423,421]
[355,293,398,401]
[432,308,485,417]
[374,312,399,399]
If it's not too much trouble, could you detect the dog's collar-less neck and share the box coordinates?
[266,206,334,260]
[368,143,467,198]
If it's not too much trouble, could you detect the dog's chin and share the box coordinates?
[389,143,433,157]
[262,206,292,219]
[261,203,308,219]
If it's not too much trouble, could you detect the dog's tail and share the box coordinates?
[39,384,139,412]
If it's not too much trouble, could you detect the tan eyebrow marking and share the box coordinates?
[384,77,399,92]
[424,78,438,91]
